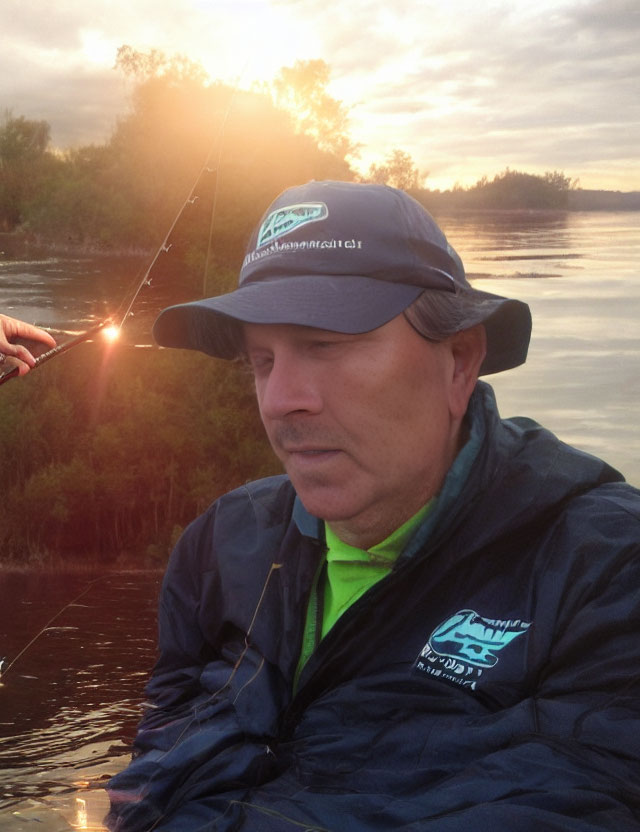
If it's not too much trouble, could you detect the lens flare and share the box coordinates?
[102,325,121,342]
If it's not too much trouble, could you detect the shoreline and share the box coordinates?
[3,197,640,260]
[0,230,152,260]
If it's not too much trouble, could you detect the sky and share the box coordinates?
[2,0,639,192]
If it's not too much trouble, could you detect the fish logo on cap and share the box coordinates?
[257,202,328,248]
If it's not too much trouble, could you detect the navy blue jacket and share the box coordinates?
[107,383,640,830]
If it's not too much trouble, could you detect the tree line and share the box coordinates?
[0,48,579,253]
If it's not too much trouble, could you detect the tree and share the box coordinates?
[0,112,54,230]
[272,59,356,159]
[115,44,208,85]
[366,148,424,190]
[3,48,355,259]
[465,169,577,209]
[544,170,579,193]
[0,113,50,160]
[0,341,278,564]
[106,48,355,279]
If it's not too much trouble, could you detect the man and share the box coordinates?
[0,313,56,375]
[107,181,640,830]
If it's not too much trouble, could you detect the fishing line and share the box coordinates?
[0,574,113,679]
[144,560,284,832]
[1,70,250,670]
[0,70,245,389]
[113,66,247,330]
[2,60,269,826]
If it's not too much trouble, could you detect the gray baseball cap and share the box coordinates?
[153,180,531,374]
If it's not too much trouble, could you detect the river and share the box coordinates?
[445,210,640,487]
[0,210,639,829]
[0,571,161,831]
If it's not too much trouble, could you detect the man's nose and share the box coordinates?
[258,356,323,420]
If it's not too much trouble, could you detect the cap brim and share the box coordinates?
[401,286,531,376]
[153,275,425,359]
[475,293,532,375]
[153,276,531,376]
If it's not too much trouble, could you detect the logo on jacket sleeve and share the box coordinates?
[257,202,328,248]
[414,609,531,690]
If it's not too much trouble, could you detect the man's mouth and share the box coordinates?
[285,447,341,461]
[289,447,337,454]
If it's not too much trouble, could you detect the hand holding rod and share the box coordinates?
[0,320,109,387]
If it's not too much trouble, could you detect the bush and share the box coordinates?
[0,341,279,564]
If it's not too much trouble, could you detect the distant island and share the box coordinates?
[567,189,640,211]
[413,186,640,215]
[407,170,640,215]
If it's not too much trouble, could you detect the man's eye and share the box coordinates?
[311,339,342,353]
[248,354,273,374]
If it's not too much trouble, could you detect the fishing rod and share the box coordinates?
[0,72,242,391]
[110,165,217,333]
[0,319,113,387]
[0,160,214,390]
[0,161,214,390]
[0,153,217,391]
[110,69,242,330]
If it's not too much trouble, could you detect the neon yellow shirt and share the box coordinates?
[295,502,433,682]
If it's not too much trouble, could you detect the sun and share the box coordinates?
[80,30,117,66]
[195,2,318,86]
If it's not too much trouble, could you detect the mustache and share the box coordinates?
[272,423,342,449]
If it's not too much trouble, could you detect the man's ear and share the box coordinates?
[448,324,487,420]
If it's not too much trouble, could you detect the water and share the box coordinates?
[0,252,139,336]
[0,572,161,830]
[438,211,640,487]
[0,210,638,829]
[0,243,196,344]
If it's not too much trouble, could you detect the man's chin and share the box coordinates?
[289,482,356,524]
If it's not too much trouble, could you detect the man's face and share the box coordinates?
[244,315,478,548]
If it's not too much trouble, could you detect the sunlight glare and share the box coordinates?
[195,2,318,85]
[80,30,117,66]
[102,325,121,343]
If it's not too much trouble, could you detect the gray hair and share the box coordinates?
[403,289,472,342]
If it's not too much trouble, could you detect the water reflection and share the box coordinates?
[0,571,161,830]
[0,246,201,346]
[438,211,574,276]
[431,211,640,487]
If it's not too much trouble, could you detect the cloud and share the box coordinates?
[307,0,639,187]
[0,0,637,189]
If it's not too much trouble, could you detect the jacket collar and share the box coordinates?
[293,496,324,541]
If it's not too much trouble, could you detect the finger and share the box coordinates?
[14,323,56,350]
[7,343,37,368]
[13,336,55,360]
[0,316,56,350]
[0,354,30,376]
